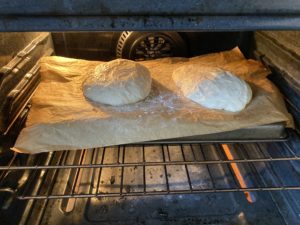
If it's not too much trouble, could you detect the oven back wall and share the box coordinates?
[50,32,242,61]
[51,32,119,61]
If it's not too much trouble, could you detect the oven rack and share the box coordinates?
[0,140,300,200]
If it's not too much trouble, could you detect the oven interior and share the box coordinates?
[0,31,300,225]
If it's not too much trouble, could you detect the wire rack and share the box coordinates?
[1,139,300,200]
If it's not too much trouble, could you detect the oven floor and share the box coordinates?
[24,142,300,225]
[28,192,285,225]
[3,135,300,225]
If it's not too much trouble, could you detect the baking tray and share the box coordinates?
[140,122,288,144]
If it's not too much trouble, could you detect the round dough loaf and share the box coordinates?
[83,59,152,106]
[172,65,252,112]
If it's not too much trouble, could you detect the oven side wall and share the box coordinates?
[253,31,300,130]
[0,33,44,68]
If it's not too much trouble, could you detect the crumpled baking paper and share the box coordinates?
[12,48,293,153]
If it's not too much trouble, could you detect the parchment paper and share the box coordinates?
[12,48,293,154]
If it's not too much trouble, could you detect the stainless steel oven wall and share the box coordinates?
[0,33,43,68]
[0,33,54,135]
[51,32,120,61]
[253,31,300,130]
[50,32,243,61]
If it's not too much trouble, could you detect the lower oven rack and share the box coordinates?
[1,136,300,200]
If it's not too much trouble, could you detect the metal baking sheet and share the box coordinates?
[140,123,287,144]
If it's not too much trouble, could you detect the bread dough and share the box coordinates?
[83,59,152,106]
[172,65,252,112]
